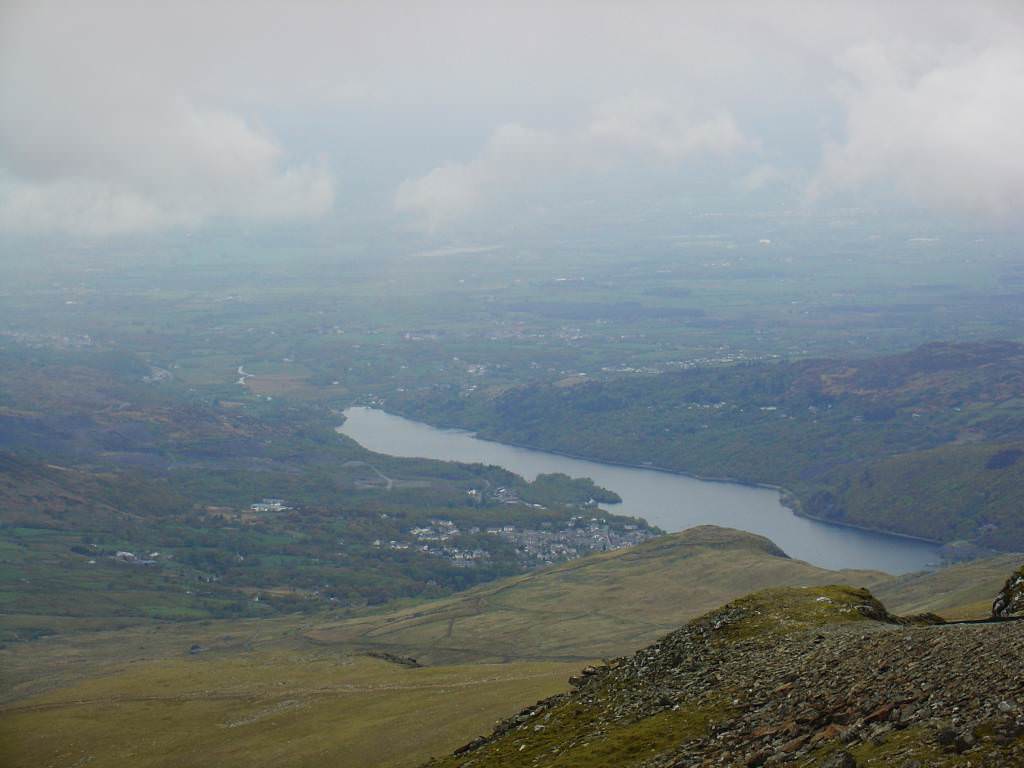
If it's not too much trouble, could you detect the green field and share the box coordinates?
[2,649,578,768]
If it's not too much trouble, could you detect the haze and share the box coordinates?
[7,4,1024,766]
[2,1,1022,243]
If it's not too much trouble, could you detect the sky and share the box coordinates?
[1,1,1022,241]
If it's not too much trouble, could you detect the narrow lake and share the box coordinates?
[337,407,941,574]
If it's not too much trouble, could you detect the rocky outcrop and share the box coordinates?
[992,566,1024,618]
[429,586,1024,767]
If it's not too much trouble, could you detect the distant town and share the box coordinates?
[375,514,653,568]
[105,494,657,577]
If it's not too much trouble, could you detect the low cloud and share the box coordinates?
[396,99,748,231]
[738,164,802,194]
[587,96,747,161]
[0,102,333,237]
[0,3,333,237]
[809,41,1024,220]
[0,105,331,237]
[2,2,1022,239]
[395,124,560,232]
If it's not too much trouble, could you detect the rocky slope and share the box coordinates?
[992,565,1024,618]
[426,586,1024,767]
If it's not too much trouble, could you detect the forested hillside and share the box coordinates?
[392,341,1024,549]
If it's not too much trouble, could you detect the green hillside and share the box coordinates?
[875,552,1023,619]
[5,526,1018,768]
[308,526,886,664]
[392,341,1024,550]
[1,526,882,768]
[1,648,579,768]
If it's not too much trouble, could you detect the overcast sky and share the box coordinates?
[1,1,1022,240]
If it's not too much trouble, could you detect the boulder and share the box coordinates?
[992,566,1024,618]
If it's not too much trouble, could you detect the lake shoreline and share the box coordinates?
[343,407,946,550]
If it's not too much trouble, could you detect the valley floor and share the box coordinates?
[1,635,579,768]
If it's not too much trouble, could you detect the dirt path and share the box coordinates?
[341,460,394,489]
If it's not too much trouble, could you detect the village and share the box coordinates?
[484,515,653,564]
[242,491,652,571]
[376,513,654,568]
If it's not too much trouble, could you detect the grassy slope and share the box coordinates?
[5,528,1017,768]
[2,526,885,768]
[875,552,1023,619]
[308,526,886,664]
[2,651,578,768]
[1,611,576,768]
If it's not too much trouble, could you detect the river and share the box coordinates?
[337,407,941,574]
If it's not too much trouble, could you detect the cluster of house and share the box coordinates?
[1,330,94,349]
[601,352,781,377]
[372,519,490,567]
[408,518,461,541]
[373,515,653,569]
[401,331,441,342]
[486,487,546,508]
[666,351,772,369]
[489,517,653,565]
[112,550,160,566]
[250,498,292,513]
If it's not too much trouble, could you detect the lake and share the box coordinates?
[337,407,941,574]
